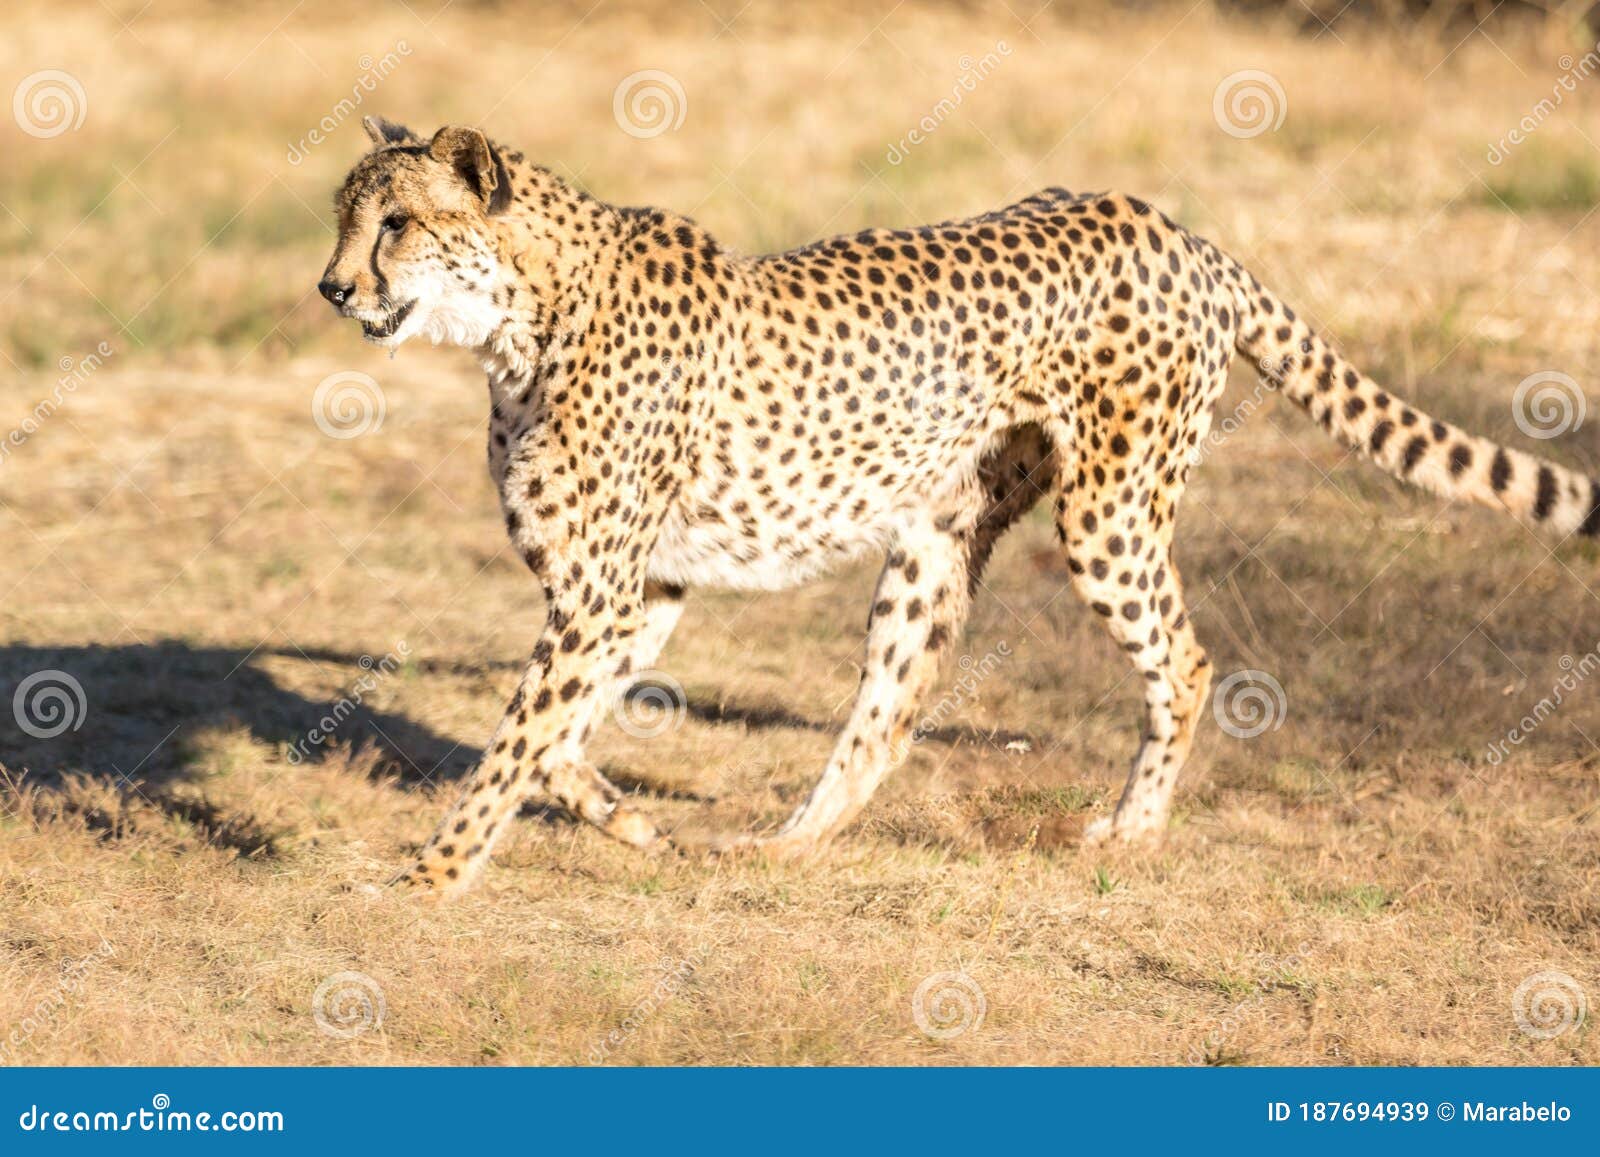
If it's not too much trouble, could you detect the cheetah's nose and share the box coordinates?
[318,279,354,307]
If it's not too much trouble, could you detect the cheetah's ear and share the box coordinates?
[428,125,513,217]
[362,115,419,148]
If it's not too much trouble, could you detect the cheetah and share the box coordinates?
[320,117,1600,897]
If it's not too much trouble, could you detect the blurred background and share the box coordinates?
[0,1,1596,1065]
[6,0,1600,371]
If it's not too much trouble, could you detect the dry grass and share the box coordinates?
[1,0,1598,1066]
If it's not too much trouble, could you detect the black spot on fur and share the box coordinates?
[1491,448,1512,493]
[1533,465,1558,521]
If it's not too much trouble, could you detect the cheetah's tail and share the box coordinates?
[1211,245,1600,540]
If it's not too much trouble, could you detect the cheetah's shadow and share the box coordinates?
[0,642,477,849]
[0,641,1053,849]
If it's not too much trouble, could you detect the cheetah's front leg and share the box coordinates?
[394,583,656,897]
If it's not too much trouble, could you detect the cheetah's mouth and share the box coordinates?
[361,301,415,341]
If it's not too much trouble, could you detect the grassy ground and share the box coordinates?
[1,0,1597,1065]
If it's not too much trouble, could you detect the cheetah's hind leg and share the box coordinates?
[687,427,1056,861]
[1055,440,1211,848]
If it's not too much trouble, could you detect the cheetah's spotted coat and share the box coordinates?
[319,118,1600,896]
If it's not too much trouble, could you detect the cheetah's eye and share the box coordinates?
[382,212,409,235]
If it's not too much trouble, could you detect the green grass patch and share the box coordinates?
[1476,145,1600,212]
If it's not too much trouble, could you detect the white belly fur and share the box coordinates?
[646,504,898,592]
[644,427,1016,593]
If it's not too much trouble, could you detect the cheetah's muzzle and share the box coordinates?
[322,115,1600,899]
[361,300,414,341]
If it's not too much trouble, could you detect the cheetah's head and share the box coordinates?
[319,117,512,350]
